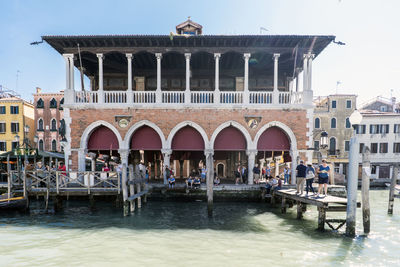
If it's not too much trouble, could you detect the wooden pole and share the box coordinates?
[388,164,399,214]
[361,147,371,233]
[346,133,359,237]
[136,166,142,209]
[281,196,286,213]
[7,154,11,199]
[296,201,303,219]
[122,163,128,216]
[206,151,214,217]
[129,164,135,213]
[318,207,326,231]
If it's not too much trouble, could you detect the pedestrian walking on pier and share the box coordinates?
[305,163,316,197]
[295,160,307,195]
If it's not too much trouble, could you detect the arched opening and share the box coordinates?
[51,140,57,152]
[37,98,44,108]
[217,162,225,177]
[38,118,44,131]
[213,126,247,182]
[49,98,57,108]
[315,118,320,129]
[257,126,292,181]
[39,139,44,151]
[51,119,57,131]
[329,137,336,156]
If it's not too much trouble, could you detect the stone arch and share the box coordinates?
[254,121,297,151]
[123,120,166,149]
[166,121,209,150]
[210,121,253,150]
[80,120,123,150]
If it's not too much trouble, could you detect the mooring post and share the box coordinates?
[89,194,95,209]
[318,207,326,231]
[361,147,371,233]
[128,164,135,213]
[136,177,142,209]
[122,163,129,216]
[7,154,11,199]
[205,150,214,217]
[346,133,359,237]
[281,196,286,214]
[296,201,303,219]
[388,164,399,214]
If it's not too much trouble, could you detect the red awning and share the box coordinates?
[88,126,119,150]
[214,126,246,151]
[131,126,162,150]
[257,126,290,151]
[171,126,204,151]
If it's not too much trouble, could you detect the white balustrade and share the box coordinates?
[104,91,127,103]
[290,92,303,104]
[220,92,243,104]
[249,92,273,104]
[191,91,214,104]
[132,91,156,103]
[279,92,291,104]
[162,91,185,104]
[75,91,98,103]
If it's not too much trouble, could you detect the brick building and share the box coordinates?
[33,87,64,152]
[42,19,335,184]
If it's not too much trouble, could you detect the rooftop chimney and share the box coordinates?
[36,87,42,94]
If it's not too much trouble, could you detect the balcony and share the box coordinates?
[68,90,306,109]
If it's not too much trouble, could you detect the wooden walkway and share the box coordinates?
[274,188,360,231]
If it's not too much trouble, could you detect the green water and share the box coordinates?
[0,190,399,266]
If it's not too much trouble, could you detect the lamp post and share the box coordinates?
[346,109,363,237]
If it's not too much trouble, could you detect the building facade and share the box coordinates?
[313,94,357,176]
[0,96,35,153]
[43,19,335,184]
[33,87,65,152]
[356,110,400,179]
[361,96,399,113]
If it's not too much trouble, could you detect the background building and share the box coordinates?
[361,96,399,113]
[33,87,64,152]
[313,94,357,178]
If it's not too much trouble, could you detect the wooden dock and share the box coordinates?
[274,188,361,231]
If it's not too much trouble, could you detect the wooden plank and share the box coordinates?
[127,178,147,185]
[127,189,148,202]
[326,206,347,212]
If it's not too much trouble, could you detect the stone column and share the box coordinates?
[97,53,104,103]
[273,53,280,104]
[275,157,280,177]
[243,53,251,105]
[205,149,214,216]
[290,150,299,185]
[214,53,221,104]
[126,54,133,103]
[63,54,75,104]
[303,54,308,91]
[119,149,130,166]
[78,148,87,172]
[63,54,71,90]
[155,53,162,103]
[247,149,257,185]
[185,53,191,104]
[302,54,314,106]
[162,149,172,184]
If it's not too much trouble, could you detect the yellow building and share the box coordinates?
[0,97,35,153]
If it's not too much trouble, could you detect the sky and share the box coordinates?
[0,0,399,107]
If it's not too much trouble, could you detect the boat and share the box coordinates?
[0,195,27,210]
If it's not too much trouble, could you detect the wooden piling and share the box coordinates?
[7,154,11,199]
[296,201,303,219]
[89,194,95,209]
[281,196,286,213]
[122,163,129,216]
[346,135,359,237]
[136,179,142,209]
[129,165,135,213]
[206,151,214,217]
[318,207,326,231]
[361,147,371,233]
[388,164,399,214]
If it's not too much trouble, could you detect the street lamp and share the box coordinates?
[349,109,363,128]
[320,131,328,149]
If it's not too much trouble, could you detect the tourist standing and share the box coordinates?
[295,160,307,195]
[253,164,260,184]
[265,165,271,178]
[234,166,241,185]
[305,163,316,197]
[242,165,248,184]
[283,166,290,185]
[317,159,330,197]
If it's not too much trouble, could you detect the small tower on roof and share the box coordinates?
[176,17,203,35]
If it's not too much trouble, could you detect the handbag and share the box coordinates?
[306,170,315,179]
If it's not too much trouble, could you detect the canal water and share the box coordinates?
[0,190,399,266]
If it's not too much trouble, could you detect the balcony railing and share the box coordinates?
[69,90,306,108]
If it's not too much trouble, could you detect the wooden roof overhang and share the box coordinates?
[43,35,335,77]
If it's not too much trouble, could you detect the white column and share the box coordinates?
[205,149,214,216]
[78,148,87,171]
[214,53,221,104]
[97,53,104,103]
[126,54,133,103]
[162,149,172,184]
[290,150,299,185]
[273,53,280,104]
[185,53,191,104]
[69,56,75,90]
[303,54,308,92]
[155,53,162,103]
[247,149,257,185]
[119,149,129,166]
[63,54,71,90]
[307,54,314,91]
[243,53,251,105]
[302,54,314,105]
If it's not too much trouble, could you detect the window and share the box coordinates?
[0,106,5,114]
[379,143,388,153]
[371,143,378,153]
[37,98,44,108]
[331,118,336,128]
[51,140,57,151]
[332,100,337,109]
[371,165,377,175]
[11,122,19,133]
[11,141,18,150]
[10,106,19,114]
[356,125,366,134]
[345,141,350,152]
[380,106,387,112]
[0,141,6,151]
[346,100,352,108]
[49,98,57,108]
[0,122,5,133]
[37,119,44,131]
[329,137,336,155]
[359,143,365,153]
[59,98,64,110]
[314,118,320,129]
[51,119,57,131]
[39,139,44,151]
[394,124,400,133]
[370,124,389,134]
[393,143,400,153]
[314,140,320,150]
[345,118,351,128]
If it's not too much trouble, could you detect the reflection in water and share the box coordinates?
[0,190,399,266]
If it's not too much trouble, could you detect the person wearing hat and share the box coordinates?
[316,159,330,197]
[295,160,307,195]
